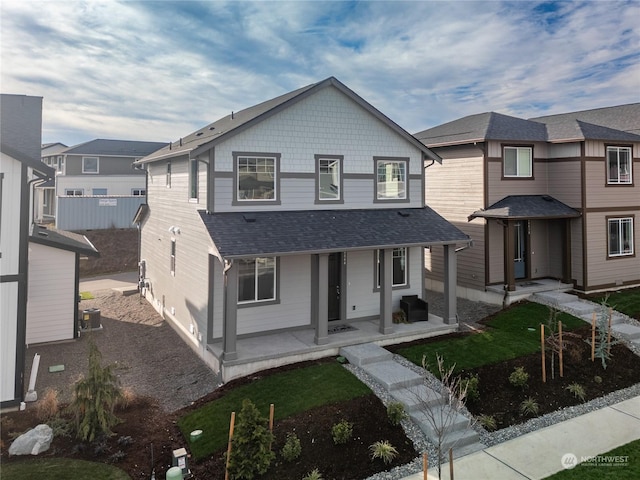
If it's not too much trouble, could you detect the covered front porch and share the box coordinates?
[207,309,456,382]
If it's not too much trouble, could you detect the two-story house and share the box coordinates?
[416,104,640,304]
[41,138,167,230]
[135,77,470,382]
[37,142,67,223]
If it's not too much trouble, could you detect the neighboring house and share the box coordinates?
[415,104,640,304]
[37,142,67,223]
[135,77,470,382]
[1,94,54,408]
[39,138,167,230]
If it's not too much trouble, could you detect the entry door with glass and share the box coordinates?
[514,221,528,279]
[328,253,342,321]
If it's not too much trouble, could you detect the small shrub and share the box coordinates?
[460,374,480,401]
[302,469,323,480]
[369,440,398,464]
[108,450,126,463]
[36,388,60,421]
[477,414,497,431]
[565,382,586,402]
[509,367,529,389]
[386,402,408,426]
[93,439,109,456]
[331,420,353,445]
[117,435,133,448]
[519,397,539,416]
[280,432,302,462]
[228,399,275,479]
[47,416,73,438]
[594,375,603,384]
[392,310,407,324]
[115,387,136,411]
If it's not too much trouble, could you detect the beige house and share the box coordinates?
[416,104,640,304]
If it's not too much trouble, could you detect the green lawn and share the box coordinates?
[178,362,371,459]
[397,302,585,373]
[591,288,640,320]
[80,291,95,300]
[545,439,640,479]
[2,458,130,479]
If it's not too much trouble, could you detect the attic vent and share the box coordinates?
[209,126,215,131]
[542,195,553,202]
[196,132,203,136]
[397,211,410,217]
[242,214,256,223]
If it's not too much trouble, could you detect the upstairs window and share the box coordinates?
[503,146,532,177]
[375,158,407,201]
[65,188,83,196]
[608,217,634,257]
[82,156,99,174]
[607,146,632,184]
[376,248,408,288]
[236,154,278,202]
[316,155,343,203]
[238,257,276,303]
[189,158,198,200]
[132,188,146,196]
[92,188,107,195]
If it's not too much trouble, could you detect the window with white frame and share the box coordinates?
[376,159,407,200]
[131,188,146,196]
[376,248,407,287]
[317,156,342,201]
[189,158,198,200]
[82,156,99,174]
[238,257,276,303]
[503,146,532,177]
[92,188,107,195]
[237,156,276,201]
[65,188,84,196]
[170,239,176,275]
[607,146,632,184]
[608,217,634,257]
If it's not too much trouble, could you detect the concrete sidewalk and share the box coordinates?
[402,395,640,480]
[79,271,138,293]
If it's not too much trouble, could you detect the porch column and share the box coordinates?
[443,244,457,325]
[223,260,238,360]
[315,253,329,345]
[379,248,393,334]
[562,219,572,284]
[504,220,516,291]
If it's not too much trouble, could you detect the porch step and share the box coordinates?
[533,291,579,306]
[561,301,596,316]
[390,384,445,411]
[361,361,423,391]
[611,323,640,340]
[411,408,479,451]
[580,312,627,325]
[340,343,392,367]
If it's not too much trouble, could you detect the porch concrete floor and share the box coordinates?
[486,278,573,302]
[207,313,457,373]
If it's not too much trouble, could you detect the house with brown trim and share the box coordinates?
[134,77,470,382]
[416,104,640,304]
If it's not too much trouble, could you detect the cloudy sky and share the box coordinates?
[2,1,638,147]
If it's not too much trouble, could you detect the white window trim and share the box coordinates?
[607,146,633,185]
[238,257,277,304]
[503,146,533,178]
[65,188,84,196]
[608,217,634,257]
[316,155,343,203]
[82,156,99,174]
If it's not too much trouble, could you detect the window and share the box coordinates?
[608,217,634,257]
[65,188,84,196]
[166,161,172,188]
[189,158,198,200]
[503,146,532,178]
[92,188,107,195]
[238,257,276,303]
[607,146,632,184]
[376,248,407,288]
[170,239,176,275]
[237,156,277,201]
[316,155,342,202]
[375,158,407,201]
[131,188,146,196]
[82,156,99,174]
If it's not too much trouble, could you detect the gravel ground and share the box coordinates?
[24,289,218,413]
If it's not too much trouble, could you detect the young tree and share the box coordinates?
[69,338,122,442]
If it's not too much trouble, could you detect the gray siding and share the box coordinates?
[56,196,145,230]
[65,154,144,175]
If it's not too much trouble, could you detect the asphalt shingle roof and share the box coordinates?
[199,207,470,258]
[469,195,581,220]
[63,139,168,157]
[530,103,640,135]
[30,226,100,256]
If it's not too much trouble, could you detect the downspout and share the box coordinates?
[423,156,435,208]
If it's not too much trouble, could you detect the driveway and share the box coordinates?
[24,277,218,412]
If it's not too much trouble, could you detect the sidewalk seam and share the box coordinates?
[482,450,534,480]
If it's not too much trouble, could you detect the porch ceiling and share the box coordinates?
[199,207,470,258]
[469,195,581,221]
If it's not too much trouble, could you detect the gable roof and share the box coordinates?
[138,77,440,164]
[416,103,640,147]
[199,207,470,259]
[63,139,168,157]
[1,142,55,178]
[469,195,581,220]
[29,226,99,257]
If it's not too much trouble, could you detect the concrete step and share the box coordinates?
[361,361,423,391]
[580,312,627,326]
[390,384,444,411]
[340,343,392,367]
[410,406,471,433]
[533,291,579,306]
[412,409,478,450]
[562,301,596,316]
[611,323,640,340]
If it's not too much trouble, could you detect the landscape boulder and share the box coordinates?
[8,424,53,455]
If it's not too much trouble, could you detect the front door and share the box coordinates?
[328,252,341,321]
[514,221,528,279]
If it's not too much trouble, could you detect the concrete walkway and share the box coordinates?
[79,271,138,294]
[401,395,640,479]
